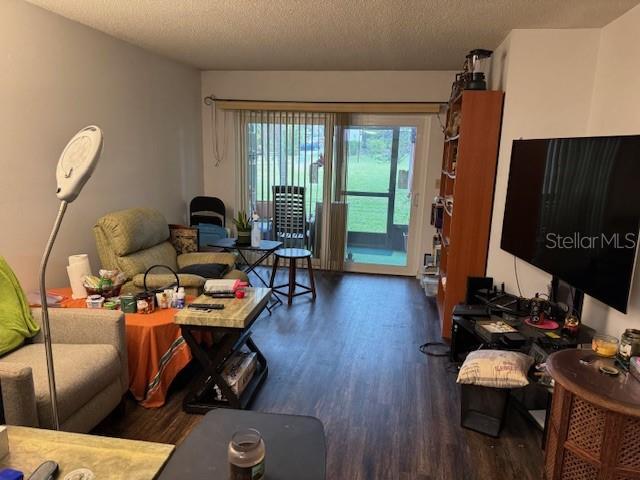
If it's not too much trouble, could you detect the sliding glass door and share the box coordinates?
[342,115,424,275]
[240,112,427,275]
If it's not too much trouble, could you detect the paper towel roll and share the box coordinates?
[69,254,90,265]
[67,254,92,299]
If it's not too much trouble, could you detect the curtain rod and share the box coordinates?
[203,96,445,114]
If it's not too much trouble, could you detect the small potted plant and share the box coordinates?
[232,210,252,245]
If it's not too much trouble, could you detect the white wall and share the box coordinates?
[0,0,203,292]
[201,70,455,216]
[584,4,640,335]
[201,71,455,103]
[486,10,640,337]
[486,28,600,296]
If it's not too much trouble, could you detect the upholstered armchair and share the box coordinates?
[94,208,247,296]
[0,308,127,432]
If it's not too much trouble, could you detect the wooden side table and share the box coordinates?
[544,349,640,480]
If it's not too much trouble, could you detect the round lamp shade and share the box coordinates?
[56,126,103,202]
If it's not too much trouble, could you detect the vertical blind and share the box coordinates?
[235,110,348,269]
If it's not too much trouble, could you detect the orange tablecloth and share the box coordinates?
[50,288,193,408]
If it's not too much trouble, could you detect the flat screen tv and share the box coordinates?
[501,135,640,313]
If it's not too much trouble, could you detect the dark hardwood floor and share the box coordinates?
[93,269,543,479]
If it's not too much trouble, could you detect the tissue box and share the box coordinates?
[214,351,257,400]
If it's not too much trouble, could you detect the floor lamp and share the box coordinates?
[39,126,103,430]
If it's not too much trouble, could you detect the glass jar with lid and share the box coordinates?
[618,329,640,364]
[228,428,265,480]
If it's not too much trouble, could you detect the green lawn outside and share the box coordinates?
[249,126,413,235]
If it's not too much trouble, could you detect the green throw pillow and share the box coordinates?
[0,256,40,356]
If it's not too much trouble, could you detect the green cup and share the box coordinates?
[120,294,137,314]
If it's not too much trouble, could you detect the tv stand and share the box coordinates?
[451,309,595,442]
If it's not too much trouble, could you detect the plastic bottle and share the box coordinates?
[251,221,261,248]
[174,287,185,309]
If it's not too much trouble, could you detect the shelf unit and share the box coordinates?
[436,90,504,339]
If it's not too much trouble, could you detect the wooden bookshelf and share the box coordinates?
[436,90,504,339]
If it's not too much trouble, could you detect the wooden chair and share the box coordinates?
[272,186,306,248]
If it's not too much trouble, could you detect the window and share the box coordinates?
[244,112,329,254]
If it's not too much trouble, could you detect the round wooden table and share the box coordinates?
[269,248,317,305]
[544,349,640,479]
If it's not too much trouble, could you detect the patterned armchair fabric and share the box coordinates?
[94,208,246,295]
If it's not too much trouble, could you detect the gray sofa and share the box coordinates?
[0,308,128,432]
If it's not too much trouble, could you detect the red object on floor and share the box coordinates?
[524,317,560,330]
[47,288,197,408]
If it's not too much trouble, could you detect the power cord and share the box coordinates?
[513,255,523,297]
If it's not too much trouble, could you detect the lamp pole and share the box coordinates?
[38,201,68,430]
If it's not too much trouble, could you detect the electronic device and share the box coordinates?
[205,292,235,298]
[188,303,225,310]
[501,135,640,313]
[474,318,518,343]
[536,335,577,351]
[465,276,493,304]
[502,332,526,347]
[464,49,493,90]
[453,304,490,317]
[27,461,58,480]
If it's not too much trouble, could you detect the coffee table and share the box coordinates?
[174,287,271,412]
[158,409,326,480]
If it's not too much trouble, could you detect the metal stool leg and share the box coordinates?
[288,258,296,305]
[306,255,317,301]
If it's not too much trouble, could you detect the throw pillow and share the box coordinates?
[0,256,40,356]
[178,263,230,279]
[456,350,533,388]
[169,224,199,254]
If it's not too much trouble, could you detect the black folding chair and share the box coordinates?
[190,196,226,227]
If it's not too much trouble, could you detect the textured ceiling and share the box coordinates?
[26,0,639,70]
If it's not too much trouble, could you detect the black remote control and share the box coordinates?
[28,461,59,480]
[188,303,225,310]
